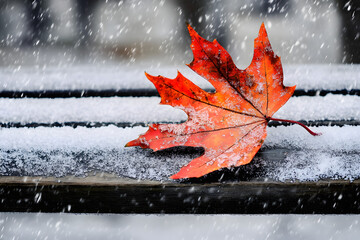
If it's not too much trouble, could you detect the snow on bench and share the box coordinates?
[0,64,359,92]
[0,125,359,181]
[0,95,359,125]
[0,64,359,214]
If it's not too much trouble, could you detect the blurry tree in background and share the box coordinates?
[337,0,360,63]
[176,0,292,49]
[75,0,100,49]
[176,0,228,48]
[23,0,52,46]
[0,0,359,66]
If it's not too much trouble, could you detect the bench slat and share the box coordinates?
[1,126,359,181]
[0,65,359,91]
[0,95,358,124]
[1,89,359,98]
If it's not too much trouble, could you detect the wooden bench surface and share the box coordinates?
[0,64,359,213]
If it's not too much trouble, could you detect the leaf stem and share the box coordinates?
[268,117,322,136]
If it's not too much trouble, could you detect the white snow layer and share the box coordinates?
[0,64,359,91]
[0,126,359,181]
[0,97,184,123]
[273,94,360,121]
[0,94,358,123]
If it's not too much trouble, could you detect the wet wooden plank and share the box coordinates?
[0,176,359,214]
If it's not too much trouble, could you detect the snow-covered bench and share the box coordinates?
[0,64,359,213]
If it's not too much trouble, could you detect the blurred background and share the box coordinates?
[0,0,359,68]
[1,213,360,240]
[1,0,360,239]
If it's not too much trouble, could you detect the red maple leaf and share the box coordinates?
[126,23,320,179]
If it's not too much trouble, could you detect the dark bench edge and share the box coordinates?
[1,177,359,214]
[0,89,359,98]
[1,119,359,128]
